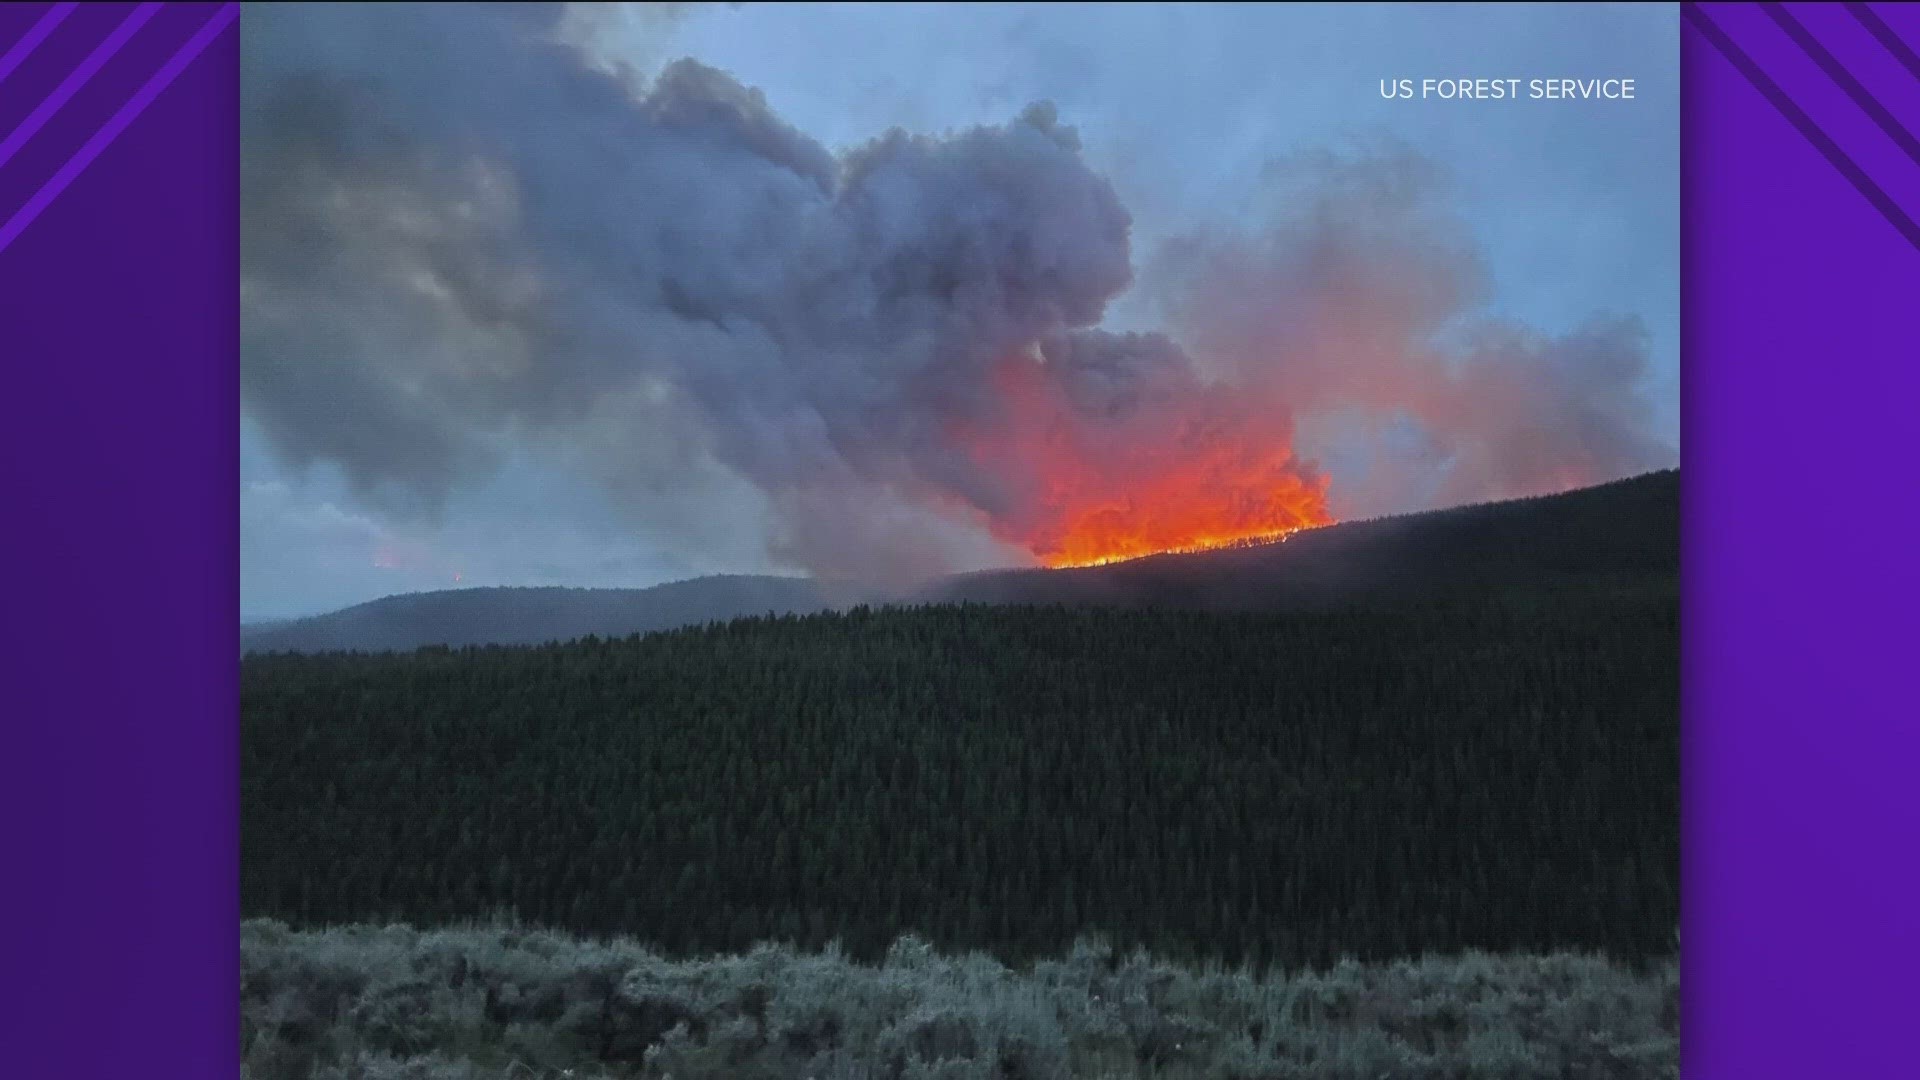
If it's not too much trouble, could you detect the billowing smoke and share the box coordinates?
[242,3,1668,584]
[1148,146,1672,518]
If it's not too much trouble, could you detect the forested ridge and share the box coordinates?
[927,470,1679,610]
[241,471,1679,655]
[244,576,1677,970]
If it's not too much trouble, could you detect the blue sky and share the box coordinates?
[241,2,1677,620]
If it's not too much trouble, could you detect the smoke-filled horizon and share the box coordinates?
[241,3,1677,618]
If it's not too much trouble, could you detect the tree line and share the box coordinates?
[243,587,1677,970]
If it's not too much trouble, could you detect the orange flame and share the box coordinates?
[1030,463,1331,568]
[954,354,1335,568]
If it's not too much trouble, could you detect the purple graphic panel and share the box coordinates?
[0,3,1915,1076]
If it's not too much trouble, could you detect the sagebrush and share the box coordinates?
[242,920,1677,1080]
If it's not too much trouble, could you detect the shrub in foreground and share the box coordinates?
[243,919,1677,1080]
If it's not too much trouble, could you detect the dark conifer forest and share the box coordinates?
[242,474,1677,973]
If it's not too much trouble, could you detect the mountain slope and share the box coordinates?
[927,469,1677,611]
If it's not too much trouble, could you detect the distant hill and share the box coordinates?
[240,575,837,654]
[244,471,1677,652]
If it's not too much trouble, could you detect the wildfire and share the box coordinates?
[955,351,1336,569]
[1045,526,1314,569]
[1029,475,1332,568]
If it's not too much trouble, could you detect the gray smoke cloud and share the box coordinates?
[242,3,1670,583]
[1148,145,1672,518]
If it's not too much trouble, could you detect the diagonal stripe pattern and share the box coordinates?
[0,3,160,174]
[0,3,237,257]
[1766,4,1920,171]
[0,2,78,88]
[0,2,237,260]
[1687,2,1920,255]
[1847,2,1920,86]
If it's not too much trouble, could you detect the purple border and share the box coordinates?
[0,3,237,1076]
[1683,3,1920,1076]
[1,3,1917,1076]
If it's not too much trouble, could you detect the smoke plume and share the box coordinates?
[1148,146,1671,518]
[242,3,1670,583]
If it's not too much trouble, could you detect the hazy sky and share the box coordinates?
[241,2,1677,620]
